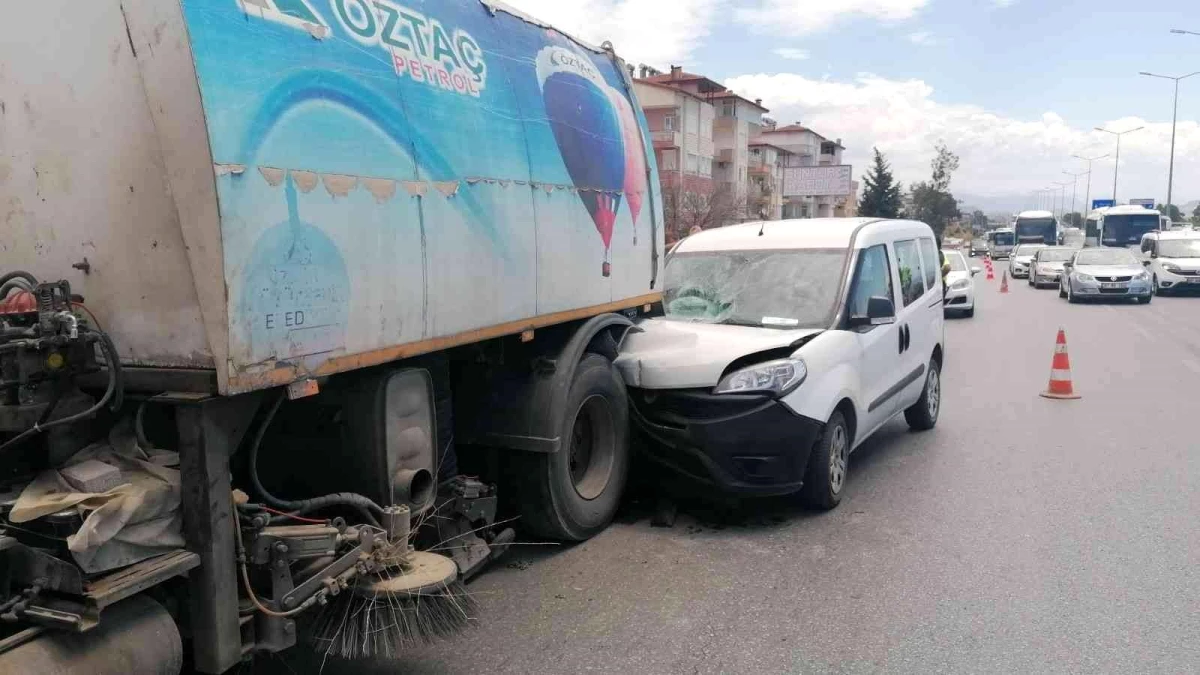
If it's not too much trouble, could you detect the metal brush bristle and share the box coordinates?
[309,551,476,660]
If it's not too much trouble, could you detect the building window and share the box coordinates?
[664,115,677,131]
[720,100,734,118]
[659,149,678,171]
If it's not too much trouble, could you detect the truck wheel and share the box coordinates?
[800,410,848,510]
[904,358,940,431]
[515,355,629,541]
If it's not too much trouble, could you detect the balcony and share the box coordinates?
[716,148,734,163]
[651,130,681,149]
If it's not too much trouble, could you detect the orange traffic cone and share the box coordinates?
[1040,329,1080,399]
[986,265,995,281]
[999,270,1009,293]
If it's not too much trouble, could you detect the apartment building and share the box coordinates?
[635,66,853,231]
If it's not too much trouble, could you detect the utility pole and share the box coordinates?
[1062,170,1088,226]
[1139,70,1199,217]
[1072,153,1109,214]
[1094,126,1144,203]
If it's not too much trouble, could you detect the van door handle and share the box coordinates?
[898,324,908,353]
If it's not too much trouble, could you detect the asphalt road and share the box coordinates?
[274,266,1199,674]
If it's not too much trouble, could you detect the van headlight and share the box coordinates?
[950,279,970,291]
[714,358,807,396]
[1162,262,1181,273]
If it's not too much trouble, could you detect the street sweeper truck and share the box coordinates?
[0,0,662,672]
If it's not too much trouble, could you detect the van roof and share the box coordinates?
[1144,229,1200,241]
[673,218,931,253]
[1016,210,1054,219]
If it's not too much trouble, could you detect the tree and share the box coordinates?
[1157,203,1182,222]
[970,210,988,232]
[663,183,748,243]
[908,142,961,241]
[1193,204,1200,227]
[858,148,904,218]
[1062,212,1084,228]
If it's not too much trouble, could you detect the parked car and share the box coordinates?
[1028,246,1075,288]
[970,239,988,257]
[1059,247,1152,304]
[943,248,982,316]
[1008,243,1047,279]
[615,218,945,509]
[1139,230,1200,295]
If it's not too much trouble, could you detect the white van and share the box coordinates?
[1140,230,1200,295]
[615,218,945,509]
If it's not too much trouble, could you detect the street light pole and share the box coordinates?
[1139,71,1200,217]
[1170,29,1200,36]
[1053,182,1070,221]
[1062,170,1088,225]
[1072,153,1108,213]
[1094,126,1145,203]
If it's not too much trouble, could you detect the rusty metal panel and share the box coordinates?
[0,0,214,369]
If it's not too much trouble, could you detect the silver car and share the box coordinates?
[1059,248,1153,304]
[1008,243,1047,279]
[1028,246,1075,288]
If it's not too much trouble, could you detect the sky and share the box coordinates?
[502,0,1200,214]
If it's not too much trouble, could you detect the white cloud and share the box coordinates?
[773,47,811,60]
[724,71,1200,203]
[499,0,721,66]
[907,31,936,46]
[736,0,929,35]
[992,0,1018,7]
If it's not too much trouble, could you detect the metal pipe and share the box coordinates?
[0,595,182,675]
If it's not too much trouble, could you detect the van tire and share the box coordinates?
[904,358,940,431]
[800,411,848,510]
[513,355,629,541]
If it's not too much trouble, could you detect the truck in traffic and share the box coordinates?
[987,228,1017,259]
[1083,205,1162,248]
[0,2,661,673]
[1013,210,1058,244]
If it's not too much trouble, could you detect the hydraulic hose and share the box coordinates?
[0,328,122,455]
[0,271,38,289]
[0,278,32,300]
[248,391,384,528]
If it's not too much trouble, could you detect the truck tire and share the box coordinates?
[514,354,629,541]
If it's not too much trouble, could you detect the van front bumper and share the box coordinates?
[628,387,823,496]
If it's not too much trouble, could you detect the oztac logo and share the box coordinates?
[239,0,488,97]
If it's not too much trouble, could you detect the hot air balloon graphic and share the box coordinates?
[537,46,626,277]
[608,87,648,245]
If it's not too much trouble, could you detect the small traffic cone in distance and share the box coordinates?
[986,265,995,281]
[1000,270,1009,293]
[1040,329,1081,399]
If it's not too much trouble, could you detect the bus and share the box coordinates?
[1083,205,1161,248]
[1013,210,1058,244]
[987,227,1016,259]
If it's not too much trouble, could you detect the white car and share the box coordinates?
[1007,243,1047,279]
[1027,246,1076,289]
[615,218,945,510]
[942,249,982,317]
[1140,230,1200,295]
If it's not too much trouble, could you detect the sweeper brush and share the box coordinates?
[309,551,477,660]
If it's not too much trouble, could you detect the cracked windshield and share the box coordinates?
[1,1,1197,674]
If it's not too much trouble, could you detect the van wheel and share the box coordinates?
[514,355,629,541]
[800,411,848,510]
[904,359,940,431]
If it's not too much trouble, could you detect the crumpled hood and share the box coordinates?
[614,318,822,389]
[1075,264,1144,278]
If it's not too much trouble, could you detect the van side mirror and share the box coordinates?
[867,296,895,325]
[1142,259,1152,266]
[971,266,982,276]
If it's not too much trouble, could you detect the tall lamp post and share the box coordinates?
[1072,153,1109,213]
[1139,70,1199,217]
[1062,170,1088,225]
[1094,125,1145,203]
[1053,182,1071,222]
[1170,29,1200,36]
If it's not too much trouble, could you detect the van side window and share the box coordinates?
[848,245,895,319]
[918,238,939,290]
[893,239,926,307]
[1141,237,1152,254]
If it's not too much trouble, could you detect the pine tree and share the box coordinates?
[858,148,903,218]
